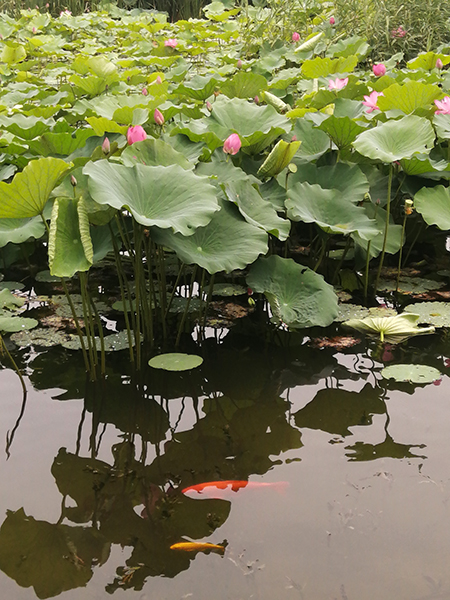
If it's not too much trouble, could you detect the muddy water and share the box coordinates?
[1,330,450,600]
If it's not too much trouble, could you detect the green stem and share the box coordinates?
[396,210,408,293]
[374,164,393,295]
[313,237,327,272]
[0,334,26,395]
[175,266,197,347]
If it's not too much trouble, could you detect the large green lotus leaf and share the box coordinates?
[318,116,366,149]
[48,198,93,277]
[414,185,450,229]
[223,179,291,241]
[400,154,448,177]
[247,255,339,328]
[85,56,118,79]
[352,202,403,258]
[407,52,450,71]
[84,161,219,235]
[292,118,329,161]
[173,74,219,100]
[28,130,97,158]
[85,117,127,136]
[433,114,450,141]
[286,182,379,241]
[0,157,70,218]
[0,508,107,599]
[0,316,38,332]
[379,277,444,294]
[288,163,369,203]
[150,200,268,274]
[301,56,358,78]
[344,313,435,341]
[404,301,450,327]
[381,364,441,384]
[0,114,53,140]
[376,81,441,114]
[1,43,26,64]
[353,115,435,162]
[121,138,192,170]
[69,74,111,97]
[0,216,45,247]
[0,289,24,310]
[149,353,203,371]
[220,71,268,99]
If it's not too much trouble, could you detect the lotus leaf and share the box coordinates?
[376,81,442,114]
[220,71,268,99]
[0,216,45,247]
[149,353,203,371]
[414,185,450,230]
[378,277,444,294]
[212,284,247,296]
[288,163,369,203]
[247,255,338,328]
[257,140,301,179]
[404,302,450,327]
[121,138,192,170]
[83,160,219,236]
[318,116,366,149]
[343,312,435,341]
[381,364,441,384]
[0,316,38,333]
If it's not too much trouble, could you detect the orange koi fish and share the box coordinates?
[182,480,289,498]
[170,542,225,554]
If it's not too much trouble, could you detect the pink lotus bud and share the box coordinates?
[223,133,241,155]
[329,16,335,25]
[142,87,148,96]
[155,75,162,84]
[254,95,259,104]
[102,137,110,154]
[32,27,37,33]
[292,32,300,42]
[237,59,242,68]
[127,125,147,145]
[372,63,386,76]
[291,135,297,141]
[154,108,164,126]
[206,101,213,112]
[45,2,49,6]
[436,58,444,69]
[70,175,77,187]
[164,38,178,48]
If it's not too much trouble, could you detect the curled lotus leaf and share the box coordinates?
[381,364,441,384]
[343,312,435,342]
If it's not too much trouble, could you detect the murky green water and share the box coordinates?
[1,328,450,600]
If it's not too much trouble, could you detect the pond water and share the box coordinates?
[1,326,450,600]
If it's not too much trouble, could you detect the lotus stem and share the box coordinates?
[0,334,26,396]
[165,262,186,318]
[374,163,393,295]
[176,266,197,347]
[331,236,351,285]
[396,200,413,293]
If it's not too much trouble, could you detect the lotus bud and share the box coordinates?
[154,108,165,126]
[142,87,148,96]
[70,175,77,187]
[237,59,242,68]
[164,38,178,48]
[102,137,110,154]
[291,135,297,142]
[254,95,259,104]
[127,125,147,145]
[292,32,300,42]
[436,58,444,69]
[372,63,386,76]
[223,133,241,156]
[32,26,37,33]
[155,75,162,84]
[206,101,213,112]
[329,16,335,25]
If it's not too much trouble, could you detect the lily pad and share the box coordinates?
[10,328,71,347]
[378,277,444,294]
[343,312,435,341]
[335,304,397,322]
[381,364,441,384]
[0,316,38,333]
[212,284,247,297]
[404,302,450,327]
[148,353,203,371]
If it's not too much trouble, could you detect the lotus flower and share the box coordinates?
[142,87,148,96]
[292,32,300,42]
[155,75,162,84]
[127,125,147,145]
[362,91,384,112]
[153,108,164,126]
[223,133,241,155]
[372,63,386,77]
[434,96,450,115]
[391,26,406,38]
[436,58,444,69]
[237,59,242,68]
[102,137,110,154]
[328,77,348,91]
[329,16,335,25]
[164,38,178,48]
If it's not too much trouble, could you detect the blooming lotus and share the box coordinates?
[164,38,178,48]
[434,96,450,115]
[372,63,386,77]
[223,133,241,155]
[363,91,384,112]
[328,77,348,91]
[154,108,164,126]
[126,125,147,145]
[292,32,300,42]
[391,26,406,38]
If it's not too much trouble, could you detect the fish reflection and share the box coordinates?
[182,480,289,498]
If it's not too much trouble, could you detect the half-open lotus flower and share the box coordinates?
[126,125,147,145]
[223,133,241,155]
[328,77,348,91]
[434,96,450,115]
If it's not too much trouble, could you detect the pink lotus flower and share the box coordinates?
[237,59,242,68]
[329,16,335,25]
[292,32,300,42]
[154,108,165,125]
[127,125,147,145]
[328,77,348,91]
[391,26,406,38]
[142,87,148,96]
[155,75,162,84]
[362,91,384,112]
[102,137,110,154]
[206,101,213,112]
[223,133,241,155]
[164,38,178,48]
[436,58,444,69]
[372,63,386,77]
[434,96,450,114]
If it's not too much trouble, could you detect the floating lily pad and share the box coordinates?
[381,364,441,384]
[148,353,203,371]
[404,302,450,327]
[61,331,135,351]
[212,284,247,297]
[335,304,397,322]
[0,316,38,333]
[378,277,444,294]
[0,281,25,291]
[35,270,63,283]
[0,288,24,310]
[10,328,72,347]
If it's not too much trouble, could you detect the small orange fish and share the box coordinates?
[170,542,225,554]
[182,480,289,498]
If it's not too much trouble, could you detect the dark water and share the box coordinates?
[1,327,450,600]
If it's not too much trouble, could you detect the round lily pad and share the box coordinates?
[335,304,397,323]
[148,353,203,371]
[404,302,450,327]
[378,277,444,294]
[212,284,247,297]
[0,316,38,333]
[381,364,441,384]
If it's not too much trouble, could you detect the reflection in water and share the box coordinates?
[0,333,435,598]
